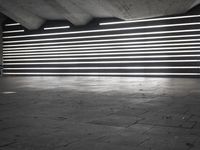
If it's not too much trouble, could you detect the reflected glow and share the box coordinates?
[3,22,200,39]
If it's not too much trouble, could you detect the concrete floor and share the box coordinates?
[0,76,200,150]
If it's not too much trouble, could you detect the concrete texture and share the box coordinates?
[45,0,93,26]
[0,0,44,30]
[1,0,200,28]
[0,76,200,150]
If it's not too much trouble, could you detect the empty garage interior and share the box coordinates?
[0,0,200,150]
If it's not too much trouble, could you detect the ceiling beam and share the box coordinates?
[70,0,112,18]
[100,0,200,20]
[45,0,92,26]
[0,0,44,30]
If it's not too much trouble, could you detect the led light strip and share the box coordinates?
[4,46,200,55]
[3,72,200,76]
[3,66,200,70]
[3,22,200,39]
[4,28,200,44]
[3,60,200,65]
[4,37,200,48]
[4,16,200,77]
[99,14,200,25]
[4,42,200,51]
[3,54,200,62]
[4,50,200,59]
[5,23,20,26]
[44,26,70,30]
[3,30,25,34]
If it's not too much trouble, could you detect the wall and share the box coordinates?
[0,25,2,66]
[0,14,5,75]
[2,14,200,77]
[0,20,3,76]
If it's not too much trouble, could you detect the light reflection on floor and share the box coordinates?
[0,76,200,149]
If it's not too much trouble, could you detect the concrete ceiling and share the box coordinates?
[0,0,200,30]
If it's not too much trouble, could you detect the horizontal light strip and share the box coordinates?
[3,30,25,34]
[44,26,70,30]
[4,50,200,59]
[4,46,200,55]
[5,23,20,26]
[4,28,200,44]
[99,14,200,25]
[3,72,200,76]
[3,60,200,65]
[4,66,200,70]
[3,22,200,39]
[3,54,200,62]
[4,37,200,48]
[4,42,200,51]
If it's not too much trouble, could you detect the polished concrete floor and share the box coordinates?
[0,76,200,150]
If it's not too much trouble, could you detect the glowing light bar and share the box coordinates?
[3,54,200,62]
[4,28,200,44]
[4,66,199,70]
[3,22,200,39]
[3,30,24,34]
[4,46,200,55]
[44,26,70,30]
[1,91,16,94]
[4,37,200,48]
[3,60,200,65]
[4,50,200,59]
[3,16,200,77]
[5,23,20,26]
[3,72,200,76]
[4,42,200,51]
[99,14,200,25]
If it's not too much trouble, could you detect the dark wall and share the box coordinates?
[0,26,2,66]
[2,14,200,77]
[0,14,5,75]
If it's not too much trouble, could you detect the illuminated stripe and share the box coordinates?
[4,28,200,44]
[4,42,200,51]
[3,54,200,62]
[99,14,200,25]
[4,46,200,55]
[4,66,200,70]
[4,50,200,58]
[3,22,200,39]
[4,37,200,48]
[3,30,24,34]
[5,23,20,26]
[44,26,70,30]
[3,72,200,76]
[3,60,200,65]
